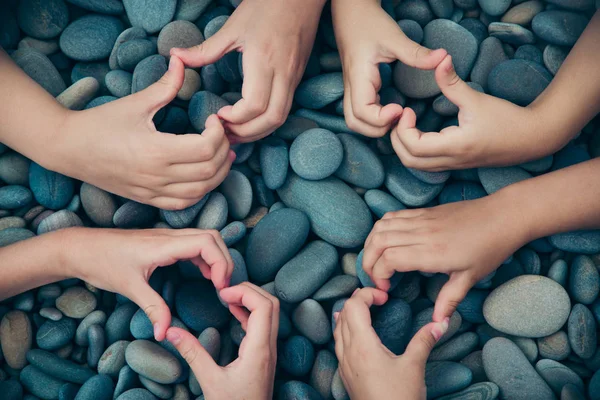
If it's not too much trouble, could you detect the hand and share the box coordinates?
[65,228,234,341]
[166,282,279,400]
[171,0,325,143]
[362,192,531,322]
[333,288,449,400]
[391,55,564,172]
[56,56,235,210]
[332,0,447,137]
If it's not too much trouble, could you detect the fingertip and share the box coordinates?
[381,103,404,124]
[431,318,450,342]
[154,323,166,342]
[218,105,234,119]
[227,149,236,163]
[375,279,391,293]
[166,328,181,345]
[398,107,417,131]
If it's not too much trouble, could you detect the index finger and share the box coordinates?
[161,115,226,164]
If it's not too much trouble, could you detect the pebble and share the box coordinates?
[543,45,569,76]
[396,0,435,27]
[547,0,595,9]
[279,336,315,377]
[17,0,69,40]
[331,368,349,400]
[312,275,360,302]
[39,307,62,321]
[175,281,229,332]
[177,69,201,101]
[489,22,536,46]
[549,230,600,254]
[535,359,584,395]
[79,183,117,227]
[29,162,74,210]
[478,0,510,16]
[75,310,107,346]
[532,11,589,47]
[132,54,167,93]
[278,173,373,248]
[125,340,182,384]
[292,299,332,345]
[436,382,500,400]
[459,18,488,45]
[482,337,554,399]
[0,152,30,186]
[57,77,100,111]
[123,0,177,34]
[20,365,65,399]
[398,19,424,43]
[59,15,124,62]
[562,383,586,400]
[188,91,229,132]
[116,39,156,72]
[116,388,157,400]
[335,134,385,189]
[18,36,59,55]
[538,331,571,361]
[0,185,32,210]
[0,7,20,49]
[98,340,130,377]
[502,1,544,25]
[37,209,83,234]
[56,287,97,319]
[194,192,228,231]
[75,374,114,400]
[364,189,406,218]
[295,109,353,133]
[12,48,66,96]
[36,317,76,350]
[477,166,532,195]
[175,0,212,21]
[569,256,600,305]
[515,44,544,64]
[488,59,552,106]
[460,351,487,383]
[393,63,439,99]
[113,201,157,228]
[415,308,463,347]
[371,299,412,355]
[219,221,246,247]
[275,116,319,141]
[157,21,204,58]
[65,0,124,14]
[290,129,344,181]
[295,73,344,110]
[260,138,289,190]
[279,381,322,400]
[568,304,597,359]
[160,196,209,229]
[204,15,228,40]
[383,156,444,206]
[0,310,32,369]
[425,361,473,399]
[310,350,337,400]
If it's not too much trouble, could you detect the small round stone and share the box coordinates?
[56,287,97,319]
[157,20,204,57]
[290,129,344,181]
[177,69,201,101]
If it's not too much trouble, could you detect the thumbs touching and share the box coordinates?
[170,28,236,68]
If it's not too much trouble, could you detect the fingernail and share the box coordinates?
[166,330,181,345]
[153,323,160,340]
[333,312,340,321]
[352,289,359,296]
[228,149,237,162]
[168,57,175,72]
[431,318,450,342]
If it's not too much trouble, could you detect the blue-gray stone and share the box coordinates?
[430,332,479,362]
[277,173,373,248]
[12,48,66,97]
[569,256,599,305]
[0,380,23,400]
[132,55,167,94]
[520,155,554,173]
[17,0,69,40]
[113,201,157,229]
[470,37,507,91]
[275,116,320,142]
[219,221,246,247]
[29,162,74,210]
[483,337,553,399]
[335,133,385,189]
[292,299,332,345]
[260,138,289,190]
[98,340,130,378]
[460,18,489,45]
[436,382,499,400]
[380,87,407,108]
[457,290,488,324]
[356,249,404,291]
[535,359,583,395]
[157,20,204,58]
[295,73,344,110]
[483,275,571,338]
[113,366,139,400]
[125,340,182,384]
[439,181,487,204]
[175,281,229,332]
[37,210,83,235]
[479,0,510,16]
[408,167,452,185]
[549,230,600,254]
[373,299,412,355]
[158,106,189,134]
[396,0,434,27]
[310,350,337,400]
[20,365,65,400]
[36,317,76,351]
[278,381,322,400]
[488,22,536,46]
[60,15,124,62]
[109,27,147,70]
[75,374,114,400]
[383,156,444,207]
[393,66,437,101]
[429,0,454,18]
[515,248,541,275]
[195,192,228,231]
[75,310,107,346]
[160,196,209,228]
[27,349,94,384]
[275,240,338,303]
[537,331,571,361]
[117,39,156,72]
[116,389,158,400]
[0,227,33,247]
[216,52,242,84]
[130,309,153,340]
[279,336,315,377]
[220,170,253,220]
[0,7,20,49]
[433,82,484,117]
[0,185,32,210]
[294,109,352,133]
[188,91,229,132]
[568,304,597,359]
[364,189,406,218]
[0,152,30,186]
[106,303,138,345]
[228,248,248,287]
[231,143,254,165]
[204,15,228,40]
[488,59,552,106]
[312,275,360,302]
[515,44,543,64]
[547,259,568,287]
[425,361,473,399]
[543,45,569,76]
[124,0,177,34]
[85,96,118,109]
[477,166,531,195]
[319,52,342,72]
[290,129,343,181]
[532,11,589,47]
[200,63,226,95]
[552,144,590,171]
[253,176,276,208]
[66,0,123,14]
[423,19,478,79]
[175,0,213,21]
[138,376,172,399]
[71,62,111,96]
[398,19,424,43]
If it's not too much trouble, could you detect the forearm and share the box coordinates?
[498,158,600,243]
[0,230,74,301]
[0,49,70,170]
[529,11,600,150]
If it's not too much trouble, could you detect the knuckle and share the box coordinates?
[448,73,461,87]
[266,110,286,128]
[181,345,198,365]
[171,199,192,210]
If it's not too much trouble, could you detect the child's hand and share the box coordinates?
[57,56,234,211]
[332,0,446,138]
[67,228,233,341]
[171,0,324,143]
[392,55,562,172]
[334,288,448,400]
[166,282,279,400]
[362,193,530,322]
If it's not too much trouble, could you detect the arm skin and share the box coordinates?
[0,227,233,341]
[393,10,600,171]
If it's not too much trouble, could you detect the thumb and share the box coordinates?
[170,29,236,68]
[130,282,172,342]
[166,327,219,376]
[432,273,473,322]
[403,320,449,366]
[391,33,447,70]
[435,55,478,109]
[134,55,185,114]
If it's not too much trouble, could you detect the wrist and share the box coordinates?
[36,108,78,174]
[526,98,575,157]
[52,227,86,281]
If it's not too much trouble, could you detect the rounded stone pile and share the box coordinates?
[0,0,599,399]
